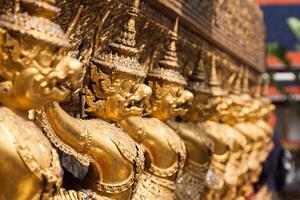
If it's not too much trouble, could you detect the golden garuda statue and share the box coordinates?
[39,0,151,199]
[0,0,82,199]
[121,16,192,199]
[0,0,271,200]
[167,47,214,200]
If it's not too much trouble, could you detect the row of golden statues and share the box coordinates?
[0,0,274,200]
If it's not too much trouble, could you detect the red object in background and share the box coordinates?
[281,139,300,150]
[258,0,300,5]
[267,52,300,69]
[270,86,300,95]
[268,111,277,129]
[267,86,281,96]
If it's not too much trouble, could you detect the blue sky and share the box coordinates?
[262,5,300,51]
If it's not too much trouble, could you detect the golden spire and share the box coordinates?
[14,0,20,13]
[91,0,146,77]
[147,16,187,85]
[157,16,180,72]
[224,63,237,93]
[205,51,224,96]
[242,67,250,94]
[109,0,139,57]
[191,52,206,83]
[206,51,220,87]
[231,67,243,95]
[188,47,209,93]
[133,0,140,8]
[254,76,262,98]
[168,16,179,60]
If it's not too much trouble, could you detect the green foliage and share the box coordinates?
[287,17,300,43]
[267,42,290,66]
[266,17,300,68]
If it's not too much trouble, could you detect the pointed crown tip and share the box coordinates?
[133,0,140,9]
[173,17,179,33]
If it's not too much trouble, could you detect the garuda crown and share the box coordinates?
[91,0,146,78]
[188,49,225,97]
[147,17,187,86]
[0,0,70,47]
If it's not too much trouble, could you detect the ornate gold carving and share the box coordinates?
[53,189,89,200]
[37,1,150,199]
[0,0,82,199]
[132,172,176,199]
[84,0,152,122]
[147,17,186,86]
[0,107,63,199]
[149,0,265,71]
[176,160,210,200]
[39,106,92,166]
[90,0,146,78]
[0,1,82,110]
[0,1,270,200]
[120,16,192,200]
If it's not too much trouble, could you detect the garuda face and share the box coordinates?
[85,64,152,122]
[221,94,249,124]
[0,29,82,110]
[188,92,231,122]
[148,81,193,121]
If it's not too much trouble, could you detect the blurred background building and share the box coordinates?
[259,0,300,199]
